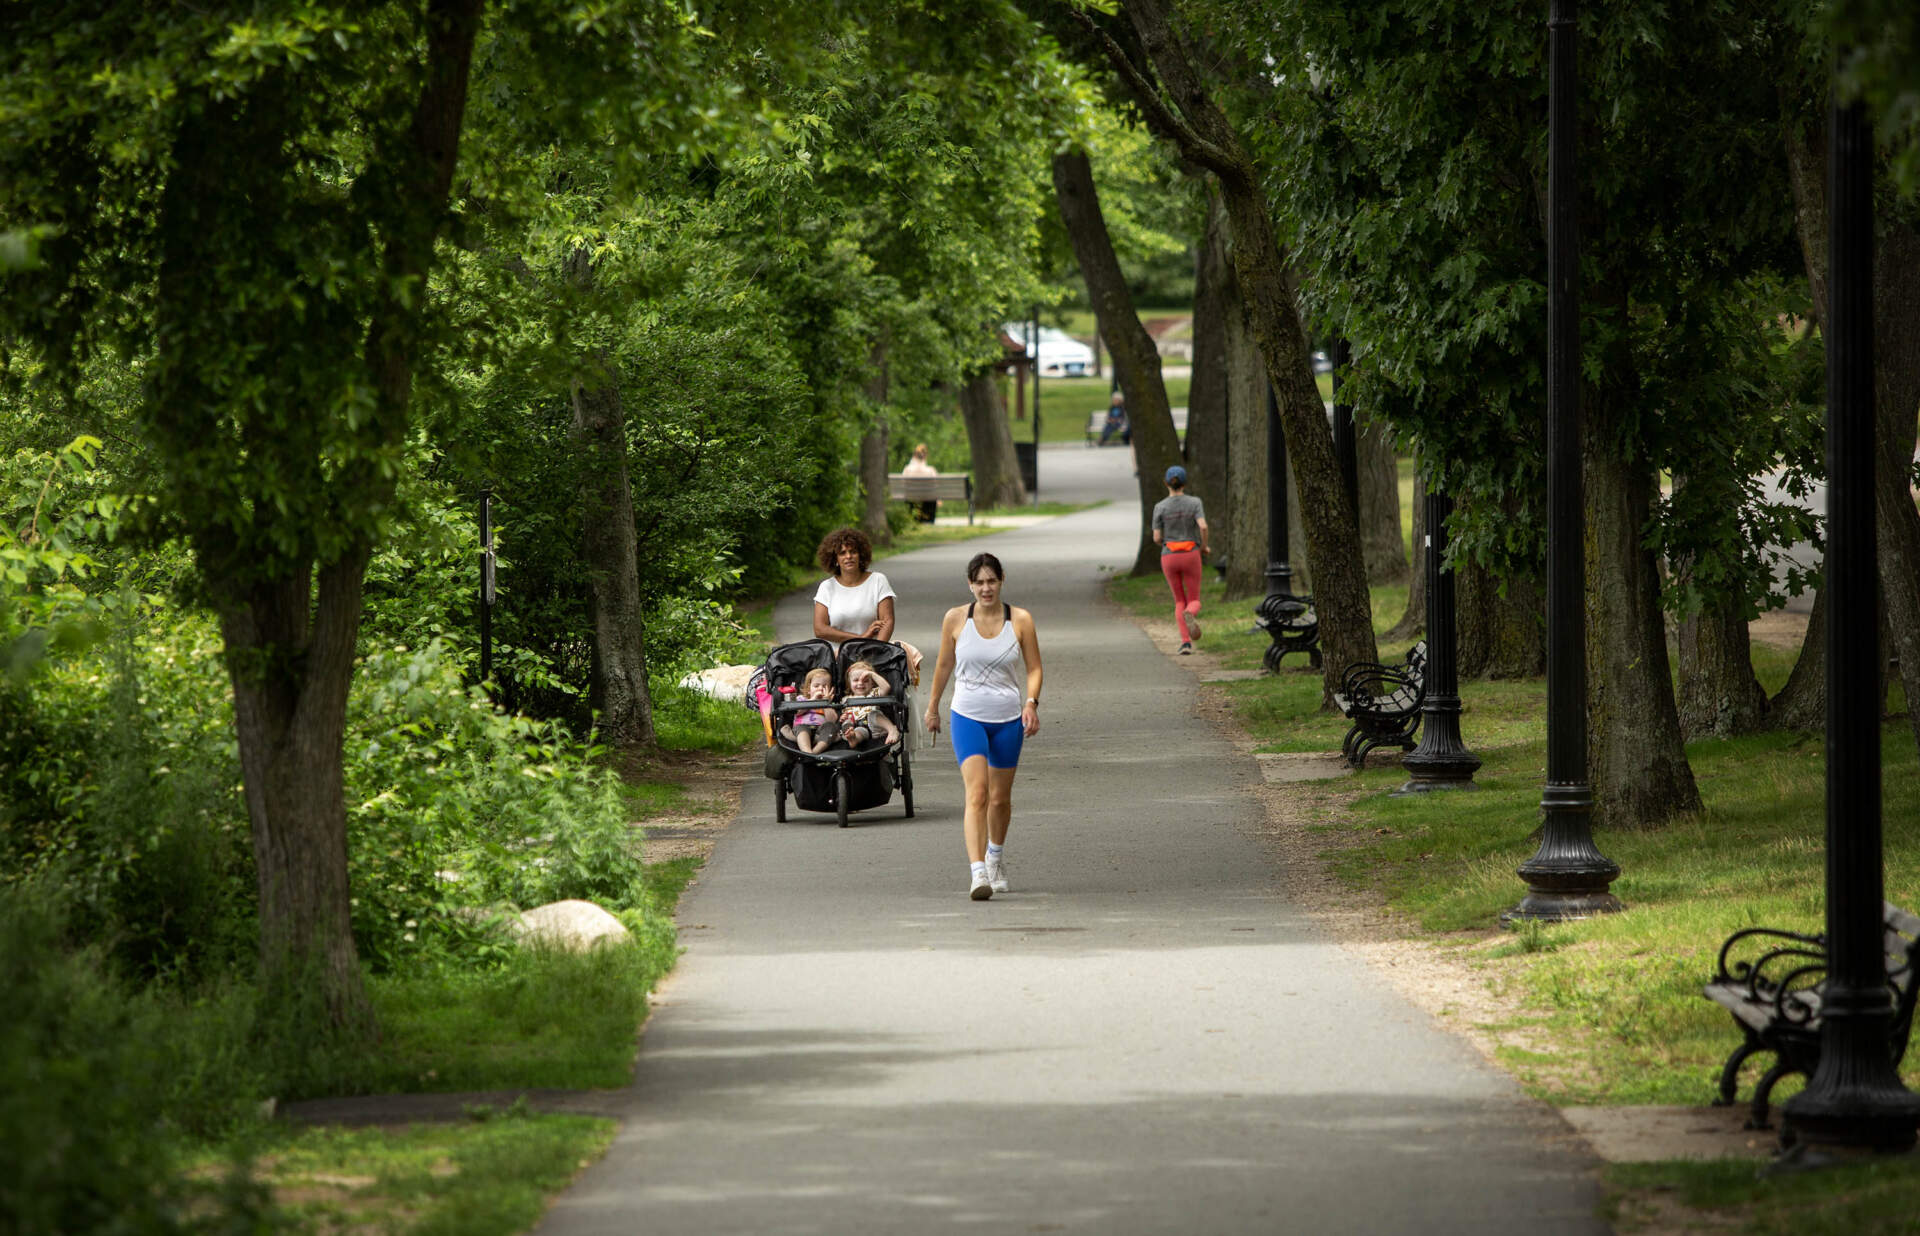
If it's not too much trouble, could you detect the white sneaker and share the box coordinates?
[969,871,993,900]
[986,854,1010,893]
[1187,616,1202,641]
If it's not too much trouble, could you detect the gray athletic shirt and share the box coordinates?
[1152,493,1206,547]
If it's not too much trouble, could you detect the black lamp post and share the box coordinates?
[1330,336,1358,506]
[1263,382,1295,599]
[478,490,496,685]
[1398,481,1480,793]
[1505,0,1621,924]
[1031,304,1042,504]
[1777,94,1920,1156]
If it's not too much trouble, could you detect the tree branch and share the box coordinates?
[1067,7,1236,175]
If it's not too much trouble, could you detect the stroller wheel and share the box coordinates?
[835,769,850,828]
[900,749,914,818]
[775,777,787,823]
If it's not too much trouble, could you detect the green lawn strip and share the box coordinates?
[191,1113,614,1236]
[360,938,671,1093]
[1603,1156,1920,1235]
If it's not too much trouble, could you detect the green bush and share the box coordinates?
[0,884,272,1234]
[346,639,666,970]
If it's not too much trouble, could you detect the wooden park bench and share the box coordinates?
[886,472,973,524]
[1330,639,1428,768]
[1703,902,1920,1135]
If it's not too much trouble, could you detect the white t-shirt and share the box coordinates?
[814,572,897,642]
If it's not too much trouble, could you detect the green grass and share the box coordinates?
[654,683,765,751]
[194,1112,615,1236]
[1604,1156,1920,1235]
[361,928,674,1094]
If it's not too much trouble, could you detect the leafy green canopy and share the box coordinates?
[1201,0,1821,615]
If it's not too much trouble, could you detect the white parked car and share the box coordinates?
[1003,323,1095,377]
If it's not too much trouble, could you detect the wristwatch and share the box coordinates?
[1026,697,1039,707]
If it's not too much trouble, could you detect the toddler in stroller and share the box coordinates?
[840,659,901,748]
[780,667,841,753]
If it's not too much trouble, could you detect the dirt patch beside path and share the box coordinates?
[609,746,757,867]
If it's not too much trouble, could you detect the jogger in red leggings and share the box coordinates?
[1161,545,1203,644]
[1150,465,1211,655]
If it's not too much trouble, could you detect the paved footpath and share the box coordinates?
[537,447,1608,1236]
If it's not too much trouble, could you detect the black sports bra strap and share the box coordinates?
[964,601,1011,623]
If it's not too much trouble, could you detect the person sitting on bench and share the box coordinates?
[1099,390,1130,446]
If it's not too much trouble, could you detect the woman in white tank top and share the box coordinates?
[922,552,1043,901]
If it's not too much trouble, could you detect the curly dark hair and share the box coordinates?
[816,527,873,574]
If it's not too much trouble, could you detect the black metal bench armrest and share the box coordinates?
[1339,667,1420,716]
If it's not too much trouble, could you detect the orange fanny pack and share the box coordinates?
[1164,540,1197,553]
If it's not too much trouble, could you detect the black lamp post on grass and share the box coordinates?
[1398,482,1479,793]
[1263,382,1296,600]
[1776,93,1920,1158]
[1504,0,1621,924]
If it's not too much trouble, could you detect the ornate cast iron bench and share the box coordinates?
[1254,593,1321,673]
[1703,901,1920,1135]
[1330,640,1428,768]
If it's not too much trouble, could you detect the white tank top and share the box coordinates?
[951,603,1025,723]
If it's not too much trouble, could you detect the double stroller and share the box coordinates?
[749,637,915,827]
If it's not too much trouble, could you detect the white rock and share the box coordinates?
[510,900,629,952]
[677,663,759,703]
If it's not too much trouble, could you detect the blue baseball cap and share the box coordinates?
[1164,465,1187,485]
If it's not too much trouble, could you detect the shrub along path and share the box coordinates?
[533,446,1608,1236]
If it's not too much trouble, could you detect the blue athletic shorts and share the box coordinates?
[949,711,1025,769]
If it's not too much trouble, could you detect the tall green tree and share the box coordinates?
[1043,0,1381,699]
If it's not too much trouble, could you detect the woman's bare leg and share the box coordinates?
[987,766,1016,846]
[960,755,991,861]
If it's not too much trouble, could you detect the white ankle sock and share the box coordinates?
[986,843,1004,860]
[971,861,988,881]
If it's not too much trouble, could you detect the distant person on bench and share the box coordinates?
[1099,390,1130,446]
[902,442,938,523]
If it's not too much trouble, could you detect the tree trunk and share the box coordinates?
[1871,222,1920,752]
[221,559,373,1034]
[1668,471,1768,738]
[1584,369,1702,830]
[1769,590,1827,731]
[1385,478,1427,642]
[959,368,1026,508]
[1786,112,1920,753]
[860,339,892,548]
[1186,191,1230,537]
[859,423,890,545]
[1220,210,1269,601]
[571,355,656,749]
[1358,412,1407,585]
[1052,148,1178,576]
[1457,557,1545,679]
[1677,595,1769,738]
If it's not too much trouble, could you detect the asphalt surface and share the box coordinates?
[535,444,1609,1236]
